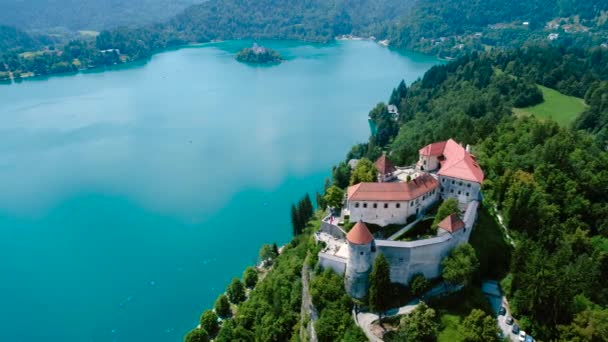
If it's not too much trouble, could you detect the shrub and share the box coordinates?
[184,328,209,342]
[199,310,219,336]
[226,278,246,304]
[214,294,231,318]
[243,267,258,288]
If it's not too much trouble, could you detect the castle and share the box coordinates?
[317,139,483,299]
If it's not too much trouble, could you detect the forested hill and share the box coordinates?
[0,0,203,30]
[352,45,608,340]
[386,0,608,58]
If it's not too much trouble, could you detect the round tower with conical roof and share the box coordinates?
[345,221,375,299]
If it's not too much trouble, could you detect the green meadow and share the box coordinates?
[513,85,587,127]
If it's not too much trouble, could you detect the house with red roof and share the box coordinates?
[417,139,484,203]
[346,173,440,226]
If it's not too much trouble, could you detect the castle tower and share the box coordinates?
[345,221,375,299]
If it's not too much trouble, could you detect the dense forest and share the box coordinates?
[357,45,608,339]
[0,0,202,30]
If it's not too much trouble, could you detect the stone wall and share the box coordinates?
[318,253,346,275]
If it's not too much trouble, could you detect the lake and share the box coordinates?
[0,40,437,341]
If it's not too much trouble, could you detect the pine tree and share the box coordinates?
[291,203,301,236]
[214,294,231,318]
[303,193,314,219]
[226,278,246,304]
[369,254,391,315]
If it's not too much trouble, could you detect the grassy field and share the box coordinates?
[513,85,587,127]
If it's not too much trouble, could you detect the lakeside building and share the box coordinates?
[317,139,483,299]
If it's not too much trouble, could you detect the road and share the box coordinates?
[482,280,519,342]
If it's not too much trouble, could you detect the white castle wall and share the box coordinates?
[319,253,347,275]
[318,201,479,292]
[438,176,481,203]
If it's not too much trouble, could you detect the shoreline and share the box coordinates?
[1,39,438,85]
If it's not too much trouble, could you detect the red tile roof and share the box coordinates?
[347,221,374,245]
[347,173,439,201]
[419,139,484,183]
[437,213,465,233]
[375,155,396,175]
[419,141,447,156]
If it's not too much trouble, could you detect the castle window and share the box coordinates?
[451,189,454,193]
[442,178,445,183]
[360,252,364,255]
[459,181,463,186]
[410,202,414,207]
[467,183,471,188]
[373,203,377,209]
[396,203,401,208]
[355,202,359,208]
[466,192,469,196]
[363,203,367,208]
[458,191,461,195]
[451,180,455,184]
[384,203,388,209]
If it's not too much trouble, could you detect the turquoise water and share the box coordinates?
[0,40,437,341]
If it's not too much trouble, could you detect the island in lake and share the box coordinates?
[236,43,282,64]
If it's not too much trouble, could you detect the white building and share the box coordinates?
[416,139,484,203]
[346,173,440,226]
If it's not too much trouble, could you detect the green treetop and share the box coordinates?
[184,328,209,342]
[441,243,479,289]
[323,185,344,209]
[243,266,258,288]
[432,198,459,229]
[350,158,377,185]
[459,309,500,342]
[214,294,231,318]
[199,310,219,337]
[226,277,246,304]
[396,302,439,342]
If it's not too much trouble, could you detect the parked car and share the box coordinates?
[519,331,527,341]
[506,316,514,325]
[499,306,506,315]
[524,335,534,342]
[512,324,520,334]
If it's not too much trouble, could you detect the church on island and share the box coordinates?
[316,139,484,299]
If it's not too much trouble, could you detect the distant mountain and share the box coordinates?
[0,0,203,30]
